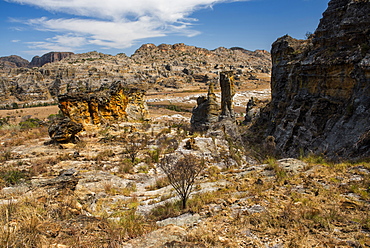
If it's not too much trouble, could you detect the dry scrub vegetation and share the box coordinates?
[0,118,369,247]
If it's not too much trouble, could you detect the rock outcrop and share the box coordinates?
[29,52,74,67]
[191,82,220,130]
[219,71,236,120]
[58,82,149,126]
[191,71,238,130]
[256,0,370,160]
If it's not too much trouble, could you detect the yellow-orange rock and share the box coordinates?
[58,82,149,126]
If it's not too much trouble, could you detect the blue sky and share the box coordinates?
[0,0,329,61]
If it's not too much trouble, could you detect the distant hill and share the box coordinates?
[0,43,271,107]
[0,55,29,68]
[0,52,74,69]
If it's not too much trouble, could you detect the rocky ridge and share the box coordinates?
[0,44,271,107]
[254,0,370,160]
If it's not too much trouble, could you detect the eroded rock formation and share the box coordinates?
[219,71,236,120]
[256,0,370,160]
[191,71,238,130]
[0,55,29,68]
[58,82,149,126]
[191,82,220,130]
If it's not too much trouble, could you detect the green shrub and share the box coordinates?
[19,118,42,129]
[0,170,28,185]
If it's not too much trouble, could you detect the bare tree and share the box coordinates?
[159,153,205,209]
[122,132,148,163]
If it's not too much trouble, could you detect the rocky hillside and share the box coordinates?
[254,0,370,160]
[0,44,271,108]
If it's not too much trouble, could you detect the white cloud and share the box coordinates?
[7,0,248,51]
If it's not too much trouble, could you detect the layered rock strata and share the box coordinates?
[257,0,370,160]
[58,82,149,126]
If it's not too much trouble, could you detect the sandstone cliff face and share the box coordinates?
[261,0,370,160]
[58,82,149,126]
[29,52,74,67]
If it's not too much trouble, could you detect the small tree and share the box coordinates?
[122,132,148,163]
[159,153,205,209]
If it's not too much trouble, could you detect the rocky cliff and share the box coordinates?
[257,0,370,160]
[29,52,74,67]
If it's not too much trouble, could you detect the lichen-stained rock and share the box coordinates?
[58,82,149,126]
[125,88,150,121]
[255,0,370,160]
[191,82,220,130]
[219,71,236,120]
[48,118,83,143]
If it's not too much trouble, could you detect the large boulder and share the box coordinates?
[48,118,83,143]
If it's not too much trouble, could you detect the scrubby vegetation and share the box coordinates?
[0,117,368,247]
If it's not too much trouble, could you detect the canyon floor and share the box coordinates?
[0,77,369,247]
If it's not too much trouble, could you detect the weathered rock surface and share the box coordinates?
[219,71,236,120]
[191,82,220,130]
[191,71,238,130]
[256,0,370,160]
[58,82,149,126]
[48,117,83,143]
[29,52,74,67]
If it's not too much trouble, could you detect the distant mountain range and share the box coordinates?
[0,52,74,68]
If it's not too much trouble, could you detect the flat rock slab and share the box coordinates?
[122,225,186,248]
[277,158,307,173]
[156,213,201,227]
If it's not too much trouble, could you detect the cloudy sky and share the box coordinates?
[0,0,329,60]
